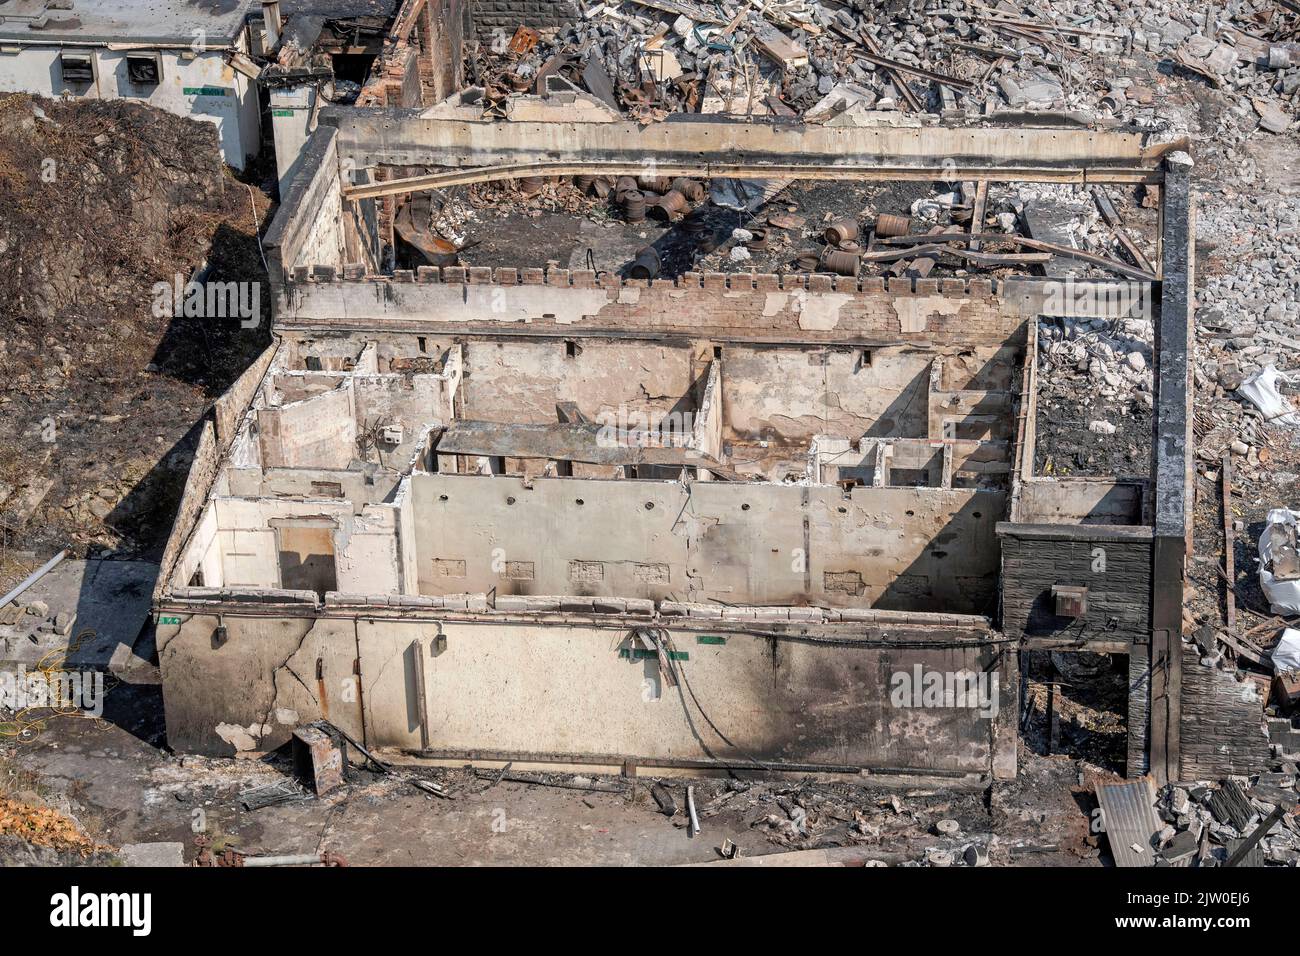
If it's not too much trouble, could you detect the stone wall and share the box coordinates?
[997,523,1152,644]
[470,0,580,40]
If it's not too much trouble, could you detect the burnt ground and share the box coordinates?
[1033,367,1154,479]
[0,94,273,573]
[425,178,990,280]
[0,678,1113,867]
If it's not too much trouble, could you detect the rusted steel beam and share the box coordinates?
[343,161,1161,201]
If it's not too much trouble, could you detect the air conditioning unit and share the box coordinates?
[380,423,403,445]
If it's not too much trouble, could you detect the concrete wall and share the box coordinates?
[410,473,1004,613]
[259,384,357,469]
[156,607,1016,781]
[723,346,933,443]
[0,46,259,168]
[264,127,347,296]
[459,339,697,425]
[199,497,406,594]
[270,84,318,194]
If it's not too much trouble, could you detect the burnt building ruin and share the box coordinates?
[149,84,1259,787]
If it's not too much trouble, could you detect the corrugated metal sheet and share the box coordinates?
[1097,779,1160,867]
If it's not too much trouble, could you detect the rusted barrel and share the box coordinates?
[681,214,709,235]
[820,245,860,276]
[623,189,647,223]
[650,189,689,222]
[628,246,661,280]
[574,174,597,193]
[875,213,912,237]
[519,176,544,197]
[670,177,706,202]
[823,218,859,245]
[615,176,638,198]
[638,175,673,193]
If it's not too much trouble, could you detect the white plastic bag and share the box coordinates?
[1259,508,1300,614]
[1272,628,1300,674]
[1238,365,1300,426]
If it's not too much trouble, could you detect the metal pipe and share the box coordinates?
[0,550,69,610]
[242,853,333,867]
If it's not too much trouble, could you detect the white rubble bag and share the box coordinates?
[1238,365,1300,426]
[1259,508,1300,614]
[1272,628,1300,674]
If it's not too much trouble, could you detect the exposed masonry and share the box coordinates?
[154,111,1213,785]
[289,263,1007,297]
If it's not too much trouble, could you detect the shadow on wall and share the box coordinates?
[875,491,1003,617]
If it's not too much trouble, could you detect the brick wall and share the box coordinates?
[471,0,579,40]
[1179,647,1270,779]
[998,524,1152,644]
[278,268,1033,346]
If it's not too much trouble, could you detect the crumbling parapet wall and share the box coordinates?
[153,345,279,603]
[1178,647,1270,778]
[324,109,1179,185]
[357,0,467,108]
[263,127,347,300]
[276,268,1033,346]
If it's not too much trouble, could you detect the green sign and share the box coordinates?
[157,615,181,626]
[696,635,726,646]
[184,86,231,97]
[619,648,688,662]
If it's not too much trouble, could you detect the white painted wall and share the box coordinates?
[0,45,260,169]
[269,83,316,194]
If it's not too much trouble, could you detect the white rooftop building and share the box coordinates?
[0,0,263,168]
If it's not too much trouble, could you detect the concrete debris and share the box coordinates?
[1129,775,1300,866]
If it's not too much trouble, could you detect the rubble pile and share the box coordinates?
[1192,187,1300,487]
[1034,311,1155,476]
[466,0,1297,131]
[640,775,1002,865]
[1149,775,1300,865]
